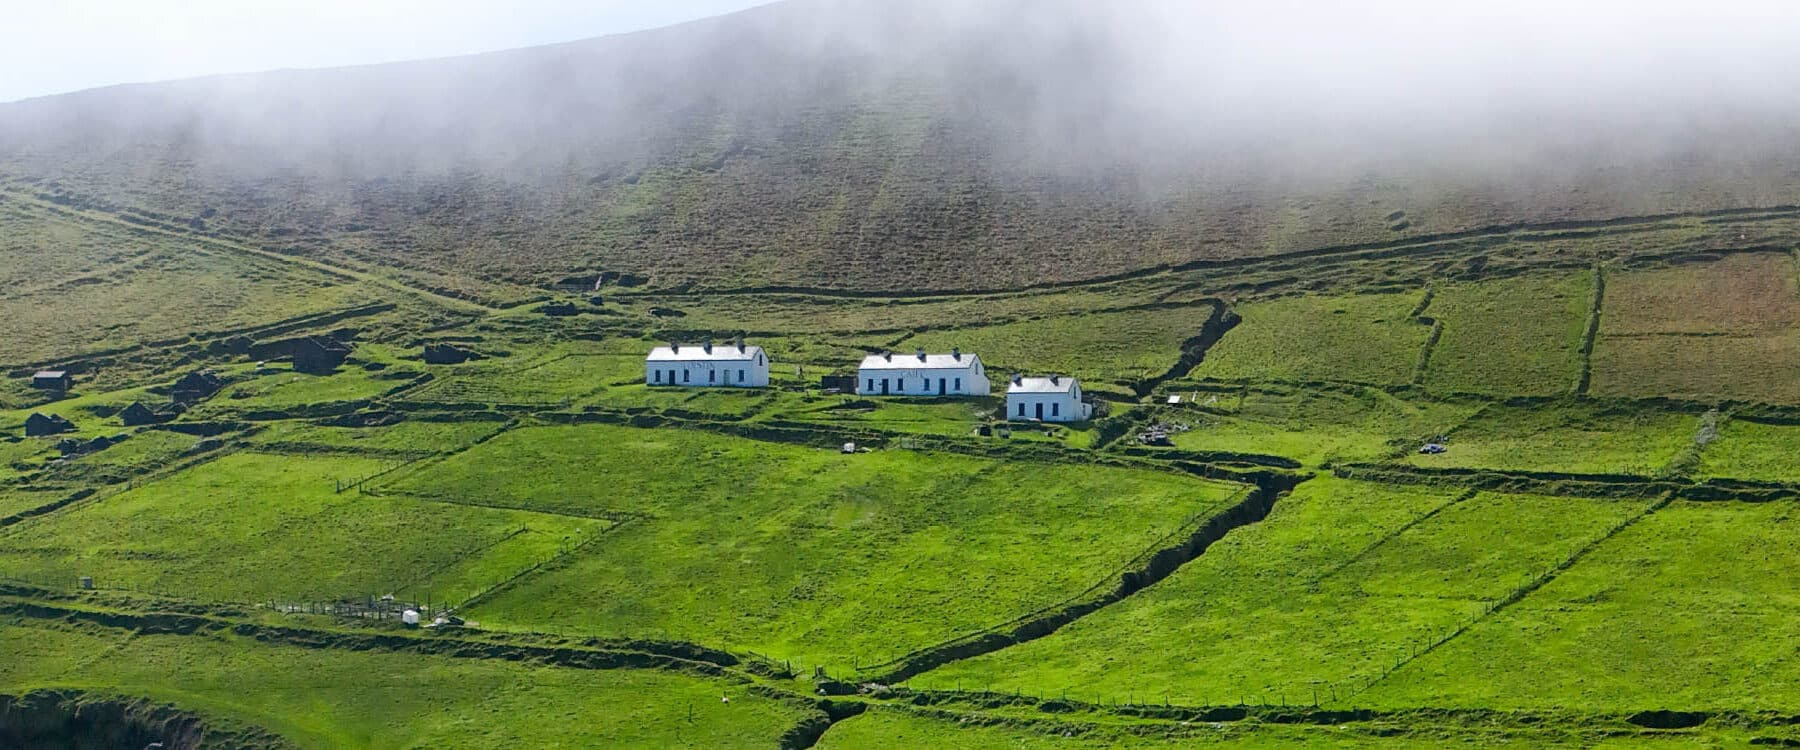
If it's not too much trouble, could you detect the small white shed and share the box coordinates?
[646,339,769,387]
[856,348,989,397]
[1005,374,1091,422]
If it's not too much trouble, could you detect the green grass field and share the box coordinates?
[1159,386,1479,466]
[391,423,1245,669]
[247,419,509,455]
[814,707,1714,749]
[1697,418,1800,481]
[1196,291,1430,386]
[901,304,1220,386]
[4,191,1800,746]
[1423,271,1592,396]
[0,452,603,603]
[920,478,1484,703]
[923,478,1660,707]
[1363,500,1800,711]
[0,621,807,749]
[1405,401,1700,476]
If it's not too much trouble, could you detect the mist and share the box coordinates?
[4,0,1800,289]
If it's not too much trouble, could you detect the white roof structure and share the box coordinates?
[859,350,979,370]
[647,343,763,362]
[1007,375,1079,394]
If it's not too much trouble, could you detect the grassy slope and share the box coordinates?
[1698,418,1800,481]
[1365,501,1800,710]
[1161,386,1479,466]
[394,423,1244,668]
[1405,401,1699,475]
[924,478,1654,706]
[1197,292,1429,386]
[0,452,603,603]
[1424,271,1591,396]
[816,707,1718,749]
[0,206,374,368]
[902,304,1219,386]
[920,478,1478,703]
[1593,252,1800,404]
[0,622,805,748]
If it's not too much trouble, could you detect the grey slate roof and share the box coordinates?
[647,344,764,362]
[1007,375,1079,394]
[858,352,981,370]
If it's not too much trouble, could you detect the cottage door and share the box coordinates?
[938,378,946,395]
[1035,403,1044,420]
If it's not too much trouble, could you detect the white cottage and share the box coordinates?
[857,348,989,397]
[1005,374,1092,422]
[646,339,769,387]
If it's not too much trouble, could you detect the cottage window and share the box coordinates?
[709,370,716,383]
[1018,402,1027,416]
[654,370,662,384]
[867,378,875,391]
[954,377,961,391]
[739,369,746,383]
[1052,403,1060,417]
[683,369,690,383]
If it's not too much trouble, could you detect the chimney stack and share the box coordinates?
[916,348,926,362]
[734,336,745,353]
[1051,374,1060,386]
[882,350,893,362]
[1011,373,1022,386]
[952,347,961,361]
[670,342,680,354]
[703,337,713,354]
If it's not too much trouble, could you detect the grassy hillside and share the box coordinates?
[6,2,1800,293]
[5,2,1800,747]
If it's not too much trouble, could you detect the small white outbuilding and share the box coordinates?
[856,348,989,397]
[1005,374,1092,423]
[646,339,769,387]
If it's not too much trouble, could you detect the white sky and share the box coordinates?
[2,0,769,103]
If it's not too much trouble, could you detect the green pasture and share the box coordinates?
[815,707,1715,749]
[1196,291,1430,386]
[1698,418,1800,481]
[1157,386,1478,466]
[902,304,1220,386]
[247,419,510,455]
[1423,271,1591,396]
[920,478,1484,704]
[0,452,603,603]
[0,621,805,749]
[1365,500,1800,711]
[392,423,1245,669]
[1405,401,1699,476]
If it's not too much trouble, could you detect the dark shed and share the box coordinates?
[30,370,71,392]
